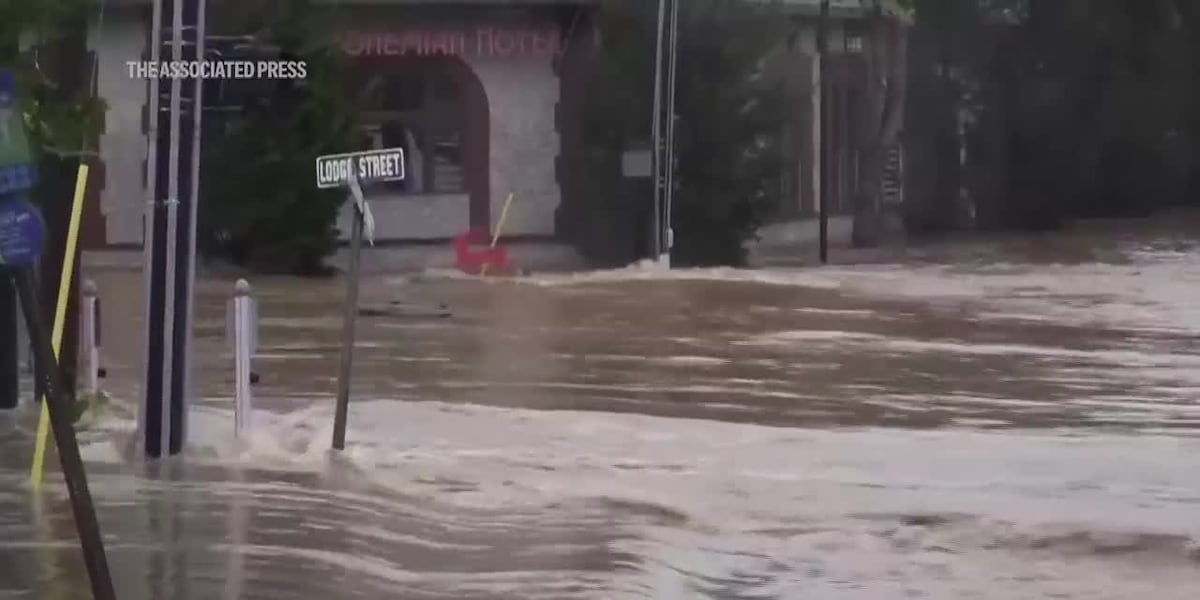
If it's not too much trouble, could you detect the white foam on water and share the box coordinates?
[471,249,1200,336]
[805,257,1200,334]
[56,376,1200,599]
[50,244,1200,597]
[146,397,1200,598]
[444,260,846,290]
[791,307,881,317]
[650,355,731,366]
[747,329,1200,372]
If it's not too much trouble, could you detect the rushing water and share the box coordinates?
[2,220,1200,599]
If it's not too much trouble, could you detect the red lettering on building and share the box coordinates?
[532,30,557,55]
[343,26,560,59]
[429,33,454,56]
[383,33,400,56]
[493,29,516,56]
[475,27,493,56]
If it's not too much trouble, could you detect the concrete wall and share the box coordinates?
[333,40,561,241]
[467,49,560,238]
[335,192,469,240]
[91,9,150,246]
[335,12,563,241]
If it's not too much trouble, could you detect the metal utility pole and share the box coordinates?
[650,0,667,262]
[662,0,680,268]
[650,0,679,267]
[818,0,830,264]
[142,0,205,458]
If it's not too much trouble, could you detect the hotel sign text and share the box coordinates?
[342,27,562,59]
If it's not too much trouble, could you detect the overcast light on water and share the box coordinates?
[3,226,1200,599]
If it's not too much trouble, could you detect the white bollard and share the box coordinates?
[227,279,257,440]
[80,280,101,395]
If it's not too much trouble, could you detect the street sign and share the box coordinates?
[0,198,45,268]
[315,148,405,189]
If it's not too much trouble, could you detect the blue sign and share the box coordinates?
[0,68,13,108]
[0,66,36,195]
[0,197,45,268]
[0,164,35,195]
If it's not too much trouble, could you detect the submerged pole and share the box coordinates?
[661,0,679,268]
[81,280,100,395]
[141,0,202,458]
[332,197,364,451]
[818,0,830,264]
[15,269,115,600]
[229,279,255,439]
[649,0,668,260]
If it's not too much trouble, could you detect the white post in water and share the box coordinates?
[228,279,256,439]
[80,280,101,395]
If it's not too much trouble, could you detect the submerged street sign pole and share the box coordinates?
[142,0,205,458]
[317,148,402,450]
[331,174,365,452]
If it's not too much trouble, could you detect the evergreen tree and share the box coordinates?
[2,0,106,401]
[199,0,362,275]
[0,0,107,160]
[903,0,1200,233]
[561,0,793,267]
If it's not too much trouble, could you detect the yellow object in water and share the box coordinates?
[480,193,515,277]
[30,163,89,488]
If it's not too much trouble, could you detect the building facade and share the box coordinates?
[86,0,898,254]
[90,0,595,248]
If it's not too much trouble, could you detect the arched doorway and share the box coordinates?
[353,55,490,230]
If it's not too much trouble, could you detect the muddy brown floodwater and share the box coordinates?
[2,219,1200,599]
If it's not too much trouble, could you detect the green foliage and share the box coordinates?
[199,0,363,275]
[561,0,793,267]
[0,0,108,158]
[904,0,1200,233]
[671,2,793,265]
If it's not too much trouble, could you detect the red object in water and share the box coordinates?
[453,227,513,275]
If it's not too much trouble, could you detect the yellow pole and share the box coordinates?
[30,163,89,488]
[480,193,514,277]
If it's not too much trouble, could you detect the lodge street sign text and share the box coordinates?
[315,148,406,189]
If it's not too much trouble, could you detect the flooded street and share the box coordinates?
[3,222,1200,598]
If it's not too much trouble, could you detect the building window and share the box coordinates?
[360,65,467,195]
[845,35,863,54]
